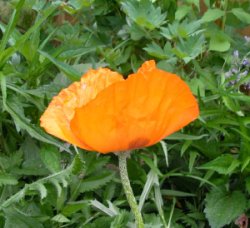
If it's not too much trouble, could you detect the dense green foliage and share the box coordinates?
[0,0,250,227]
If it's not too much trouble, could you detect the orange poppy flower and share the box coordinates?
[40,60,199,153]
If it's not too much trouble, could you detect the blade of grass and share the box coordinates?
[0,0,25,53]
[0,2,59,68]
[154,184,167,227]
[39,50,81,81]
[167,197,176,228]
[139,170,158,211]
[160,140,169,167]
[0,74,70,152]
[90,199,117,217]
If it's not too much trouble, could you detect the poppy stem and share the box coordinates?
[118,151,144,228]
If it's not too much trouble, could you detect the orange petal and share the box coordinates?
[40,68,124,149]
[70,60,199,153]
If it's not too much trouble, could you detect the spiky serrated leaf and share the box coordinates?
[3,208,44,228]
[121,0,166,30]
[79,172,115,192]
[0,173,18,186]
[0,189,25,209]
[173,34,205,63]
[144,214,163,228]
[1,168,71,209]
[51,179,62,196]
[71,154,85,175]
[161,20,202,40]
[84,154,110,175]
[29,183,47,199]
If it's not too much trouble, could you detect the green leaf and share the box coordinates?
[128,23,148,40]
[52,214,70,223]
[20,137,48,176]
[144,42,167,59]
[198,154,240,175]
[209,32,230,52]
[40,145,61,173]
[0,173,18,186]
[51,179,63,196]
[201,9,225,22]
[245,177,250,195]
[144,42,173,59]
[175,5,192,21]
[186,0,199,9]
[127,159,147,183]
[20,37,39,62]
[180,140,192,156]
[222,96,240,112]
[110,211,130,228]
[189,151,199,173]
[144,214,163,227]
[0,190,25,210]
[140,154,162,176]
[62,201,88,216]
[228,93,250,103]
[204,189,246,228]
[231,8,250,24]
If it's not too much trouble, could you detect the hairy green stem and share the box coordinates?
[118,151,144,228]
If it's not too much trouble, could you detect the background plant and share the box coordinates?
[0,0,250,227]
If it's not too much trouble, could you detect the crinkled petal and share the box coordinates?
[70,60,199,153]
[40,68,124,149]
